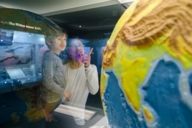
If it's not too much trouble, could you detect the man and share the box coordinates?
[63,38,99,125]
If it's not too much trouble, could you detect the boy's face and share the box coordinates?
[53,34,67,52]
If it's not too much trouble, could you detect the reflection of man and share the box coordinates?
[64,38,99,125]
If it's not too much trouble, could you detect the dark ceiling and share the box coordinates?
[48,4,127,35]
[0,0,130,37]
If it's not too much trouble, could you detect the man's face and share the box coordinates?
[68,39,84,62]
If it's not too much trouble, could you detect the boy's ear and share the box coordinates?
[47,41,51,46]
[47,41,53,48]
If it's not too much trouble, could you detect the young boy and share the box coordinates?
[41,32,70,122]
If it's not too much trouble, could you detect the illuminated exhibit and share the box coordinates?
[0,8,62,124]
[101,0,192,127]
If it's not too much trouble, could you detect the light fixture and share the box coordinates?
[118,0,133,4]
[54,104,96,121]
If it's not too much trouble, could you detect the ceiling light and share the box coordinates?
[118,0,133,3]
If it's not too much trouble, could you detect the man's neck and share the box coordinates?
[69,60,83,69]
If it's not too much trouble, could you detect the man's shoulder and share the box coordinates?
[90,64,96,68]
[88,64,97,70]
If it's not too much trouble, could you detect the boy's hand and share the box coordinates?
[64,91,71,101]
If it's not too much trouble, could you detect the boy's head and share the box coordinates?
[46,32,67,52]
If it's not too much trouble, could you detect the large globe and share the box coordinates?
[101,0,192,127]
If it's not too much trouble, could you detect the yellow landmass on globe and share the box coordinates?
[101,0,192,123]
[143,106,154,123]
